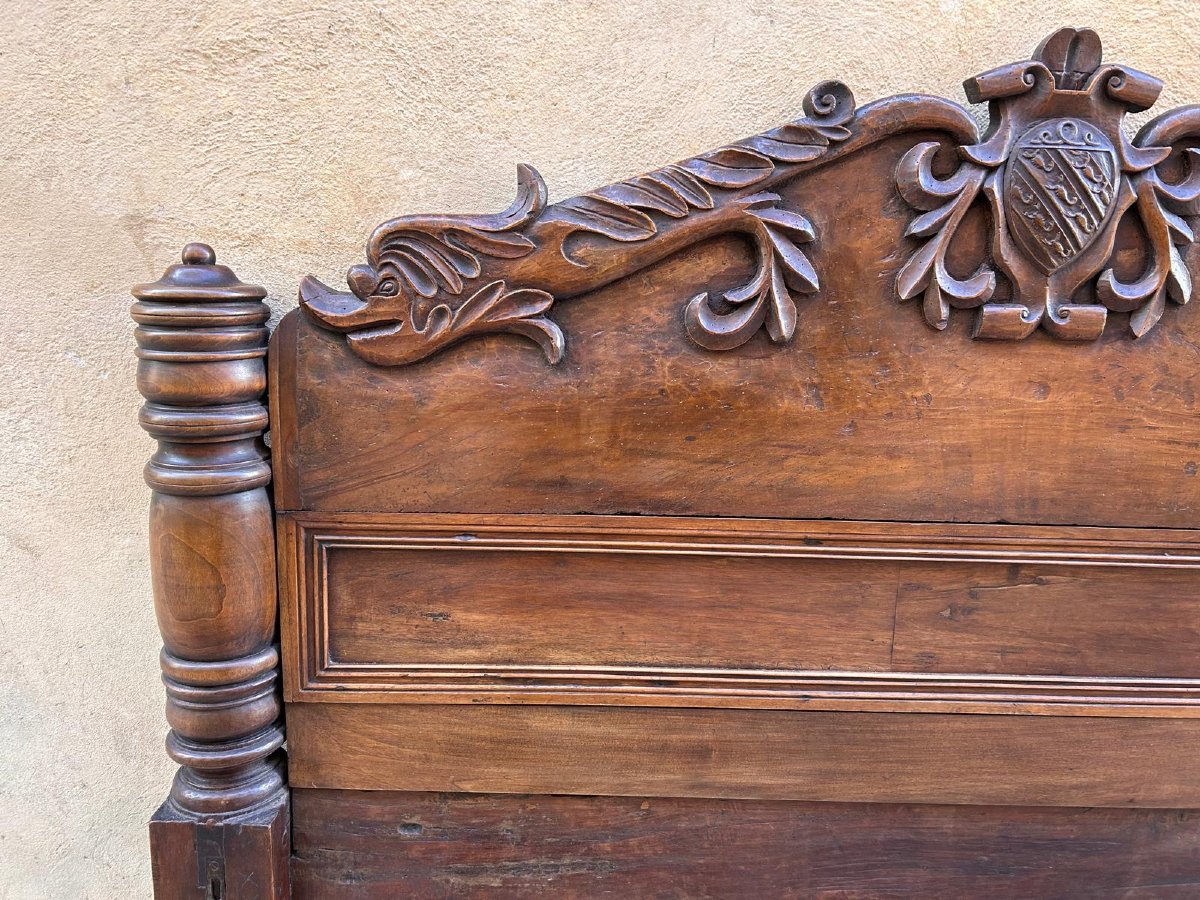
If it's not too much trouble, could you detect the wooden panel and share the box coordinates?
[893,562,1200,676]
[281,512,1200,713]
[291,790,1200,899]
[270,142,1200,529]
[286,704,1200,807]
[323,546,895,670]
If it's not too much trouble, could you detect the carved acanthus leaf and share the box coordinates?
[558,80,855,244]
[1096,148,1200,331]
[895,142,996,329]
[685,193,819,350]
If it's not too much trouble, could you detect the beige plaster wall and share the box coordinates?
[2,0,1198,895]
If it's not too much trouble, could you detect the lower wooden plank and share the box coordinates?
[291,789,1200,899]
[287,703,1200,807]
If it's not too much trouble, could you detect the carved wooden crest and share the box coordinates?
[302,28,1200,365]
[897,28,1200,339]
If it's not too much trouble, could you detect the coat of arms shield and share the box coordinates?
[1002,118,1120,275]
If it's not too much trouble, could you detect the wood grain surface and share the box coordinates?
[287,703,1200,807]
[278,513,1200,715]
[291,790,1200,899]
[270,140,1200,529]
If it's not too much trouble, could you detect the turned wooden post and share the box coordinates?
[133,243,289,899]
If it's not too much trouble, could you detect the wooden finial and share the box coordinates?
[181,241,217,265]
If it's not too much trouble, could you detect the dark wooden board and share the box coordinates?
[292,790,1200,899]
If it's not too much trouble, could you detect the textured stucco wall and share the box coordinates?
[2,1,1199,895]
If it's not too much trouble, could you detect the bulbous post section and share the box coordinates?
[133,244,288,899]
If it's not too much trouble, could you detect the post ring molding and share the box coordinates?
[132,243,286,820]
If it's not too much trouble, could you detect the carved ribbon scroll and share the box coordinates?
[302,28,1200,366]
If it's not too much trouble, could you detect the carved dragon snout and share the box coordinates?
[302,28,1200,366]
[301,162,555,359]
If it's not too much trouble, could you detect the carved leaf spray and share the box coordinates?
[302,28,1200,365]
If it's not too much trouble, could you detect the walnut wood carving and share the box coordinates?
[898,27,1200,339]
[132,245,289,899]
[134,26,1200,900]
[301,27,1200,365]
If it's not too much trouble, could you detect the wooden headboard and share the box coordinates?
[134,28,1200,898]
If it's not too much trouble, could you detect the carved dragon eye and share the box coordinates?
[375,277,400,297]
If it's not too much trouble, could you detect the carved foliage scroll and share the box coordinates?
[302,29,1200,366]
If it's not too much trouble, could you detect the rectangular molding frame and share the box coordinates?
[281,512,1200,716]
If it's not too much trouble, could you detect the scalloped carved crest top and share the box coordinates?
[302,28,1200,365]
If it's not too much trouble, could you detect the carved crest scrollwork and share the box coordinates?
[895,27,1200,340]
[302,28,1200,366]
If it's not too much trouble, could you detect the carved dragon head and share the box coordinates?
[300,163,551,361]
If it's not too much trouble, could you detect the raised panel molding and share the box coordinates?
[280,513,1200,716]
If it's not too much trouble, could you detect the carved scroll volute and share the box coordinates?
[132,244,288,898]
